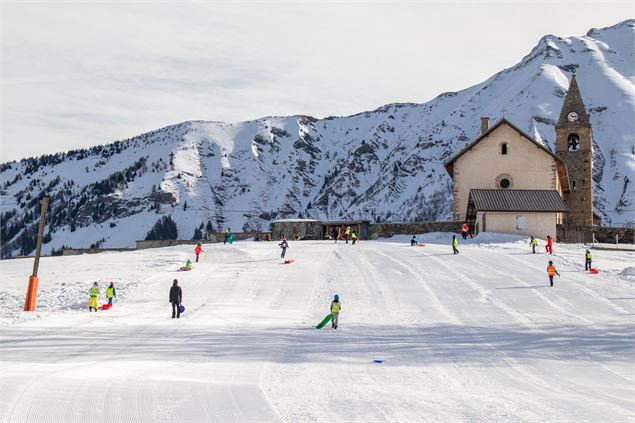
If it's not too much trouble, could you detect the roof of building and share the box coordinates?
[321,220,371,225]
[271,219,320,223]
[444,118,570,193]
[468,189,568,212]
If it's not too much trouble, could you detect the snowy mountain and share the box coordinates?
[1,20,633,258]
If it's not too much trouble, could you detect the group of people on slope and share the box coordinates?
[88,282,117,312]
[331,226,358,245]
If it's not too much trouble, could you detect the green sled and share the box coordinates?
[315,314,332,329]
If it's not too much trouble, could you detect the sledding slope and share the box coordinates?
[0,236,634,422]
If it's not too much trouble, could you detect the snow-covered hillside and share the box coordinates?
[1,237,633,421]
[1,20,633,257]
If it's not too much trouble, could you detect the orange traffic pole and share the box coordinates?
[24,197,48,312]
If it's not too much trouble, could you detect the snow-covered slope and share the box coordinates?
[1,238,634,421]
[1,20,633,257]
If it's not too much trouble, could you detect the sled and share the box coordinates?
[589,268,599,274]
[315,314,332,329]
[228,234,235,244]
[284,259,294,264]
[416,243,426,247]
[179,267,192,271]
[100,304,111,310]
[178,304,185,314]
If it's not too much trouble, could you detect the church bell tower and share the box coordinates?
[555,75,594,226]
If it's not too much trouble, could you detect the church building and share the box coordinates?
[444,75,594,239]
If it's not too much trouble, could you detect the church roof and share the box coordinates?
[444,118,570,192]
[468,189,568,212]
[557,75,590,126]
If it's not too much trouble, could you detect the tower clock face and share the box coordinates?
[567,111,579,122]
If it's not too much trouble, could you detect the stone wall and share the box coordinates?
[368,221,462,239]
[62,247,135,256]
[556,225,634,244]
[135,232,271,250]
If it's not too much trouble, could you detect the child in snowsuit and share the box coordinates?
[545,235,553,255]
[530,236,538,254]
[461,223,469,240]
[345,226,351,244]
[186,259,193,270]
[169,279,182,319]
[452,235,459,255]
[351,230,358,245]
[331,294,341,329]
[106,282,116,306]
[279,236,289,258]
[585,250,592,271]
[195,243,203,262]
[89,282,99,312]
[411,236,417,246]
[332,227,339,243]
[223,228,231,244]
[547,261,560,287]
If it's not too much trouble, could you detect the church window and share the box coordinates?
[500,178,511,188]
[501,143,508,155]
[568,134,580,151]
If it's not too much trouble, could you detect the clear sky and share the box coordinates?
[1,0,633,161]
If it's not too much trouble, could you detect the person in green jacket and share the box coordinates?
[106,282,116,306]
[585,250,592,271]
[330,294,341,329]
[530,236,538,254]
[89,282,99,312]
[452,235,459,255]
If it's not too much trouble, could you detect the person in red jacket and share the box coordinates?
[194,243,203,262]
[461,223,469,240]
[545,235,553,255]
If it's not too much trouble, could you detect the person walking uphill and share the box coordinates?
[461,222,469,240]
[106,282,116,306]
[332,226,339,244]
[530,236,538,254]
[545,235,554,255]
[330,294,341,329]
[585,249,593,271]
[279,236,289,259]
[89,282,99,312]
[547,261,560,287]
[169,279,182,319]
[194,243,203,262]
[452,235,459,255]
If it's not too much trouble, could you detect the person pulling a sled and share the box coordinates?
[331,294,341,329]
[106,282,116,306]
[195,243,203,262]
[89,282,99,312]
[547,261,560,287]
[585,249,592,271]
[279,236,289,259]
[169,279,182,319]
[530,236,538,254]
[411,235,417,246]
[452,235,459,255]
[224,228,231,245]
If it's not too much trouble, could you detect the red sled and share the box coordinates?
[100,304,111,310]
[179,267,192,272]
[284,259,294,264]
[589,268,599,274]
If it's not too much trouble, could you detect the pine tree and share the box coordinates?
[183,201,188,211]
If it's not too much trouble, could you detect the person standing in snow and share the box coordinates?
[411,235,417,246]
[452,235,459,255]
[345,226,351,244]
[545,235,554,255]
[530,236,538,254]
[169,279,182,319]
[547,260,560,287]
[351,230,358,245]
[585,250,593,271]
[106,282,116,306]
[194,243,203,262]
[279,236,289,259]
[89,282,99,312]
[330,294,341,329]
[224,228,231,245]
[332,226,339,243]
[461,222,469,240]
